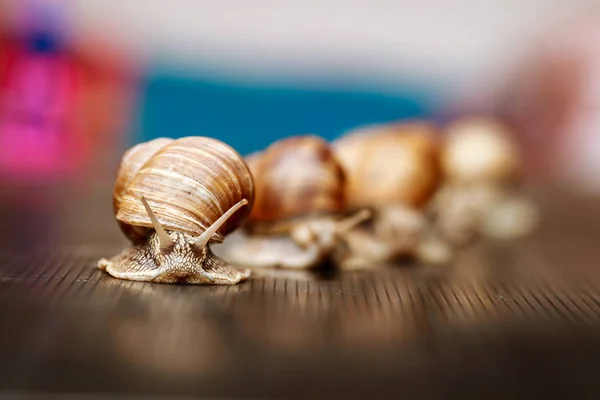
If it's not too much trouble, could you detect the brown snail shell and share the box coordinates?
[97,136,254,285]
[117,136,254,243]
[332,121,442,210]
[246,135,346,232]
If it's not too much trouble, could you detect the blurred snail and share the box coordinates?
[441,116,520,186]
[430,116,539,245]
[97,136,254,285]
[335,121,441,209]
[331,121,451,267]
[213,135,370,270]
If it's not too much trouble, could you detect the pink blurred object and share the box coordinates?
[498,14,600,193]
[0,43,83,180]
[0,0,138,185]
[0,0,85,182]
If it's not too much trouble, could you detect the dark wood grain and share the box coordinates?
[1,183,600,399]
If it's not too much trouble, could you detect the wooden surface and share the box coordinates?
[1,183,600,399]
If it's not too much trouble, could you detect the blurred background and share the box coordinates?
[3,3,600,396]
[1,0,600,203]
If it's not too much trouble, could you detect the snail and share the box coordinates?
[212,135,371,270]
[430,115,539,245]
[331,121,451,267]
[97,136,254,285]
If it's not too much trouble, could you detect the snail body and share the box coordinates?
[98,136,254,284]
[213,135,370,270]
[331,121,450,266]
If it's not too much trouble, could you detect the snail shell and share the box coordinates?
[116,136,254,243]
[441,116,520,185]
[246,135,346,232]
[333,121,441,210]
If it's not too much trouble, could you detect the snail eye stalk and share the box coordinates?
[140,195,173,252]
[194,199,249,249]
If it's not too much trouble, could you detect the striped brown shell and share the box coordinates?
[115,136,255,243]
[247,135,346,228]
[332,121,441,210]
[112,137,175,243]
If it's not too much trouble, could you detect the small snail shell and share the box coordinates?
[441,116,520,185]
[247,135,346,232]
[98,136,254,285]
[214,135,370,270]
[333,121,441,210]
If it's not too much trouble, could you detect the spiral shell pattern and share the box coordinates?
[115,136,254,243]
[248,135,346,226]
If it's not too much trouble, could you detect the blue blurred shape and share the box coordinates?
[132,69,440,155]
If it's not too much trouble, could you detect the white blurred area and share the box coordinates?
[61,1,598,94]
